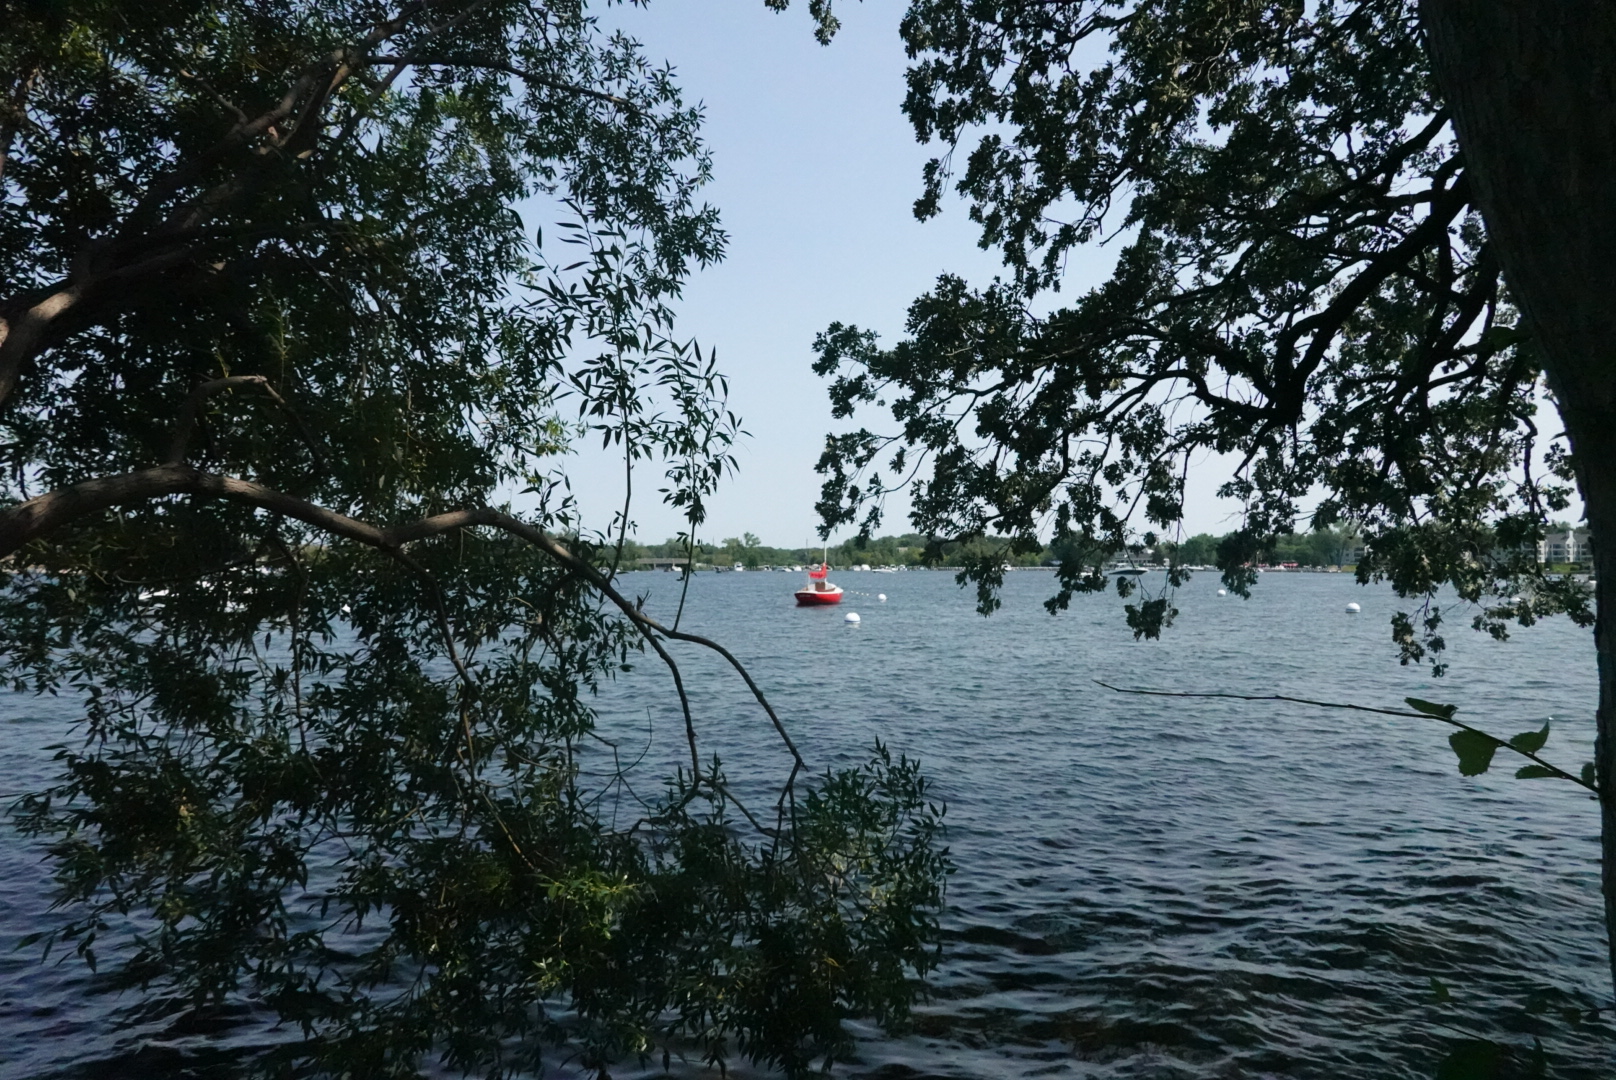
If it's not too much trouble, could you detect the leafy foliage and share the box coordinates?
[800,0,1592,663]
[1398,698,1591,791]
[0,3,947,1076]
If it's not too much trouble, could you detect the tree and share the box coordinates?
[0,3,946,1076]
[794,0,1616,991]
[1164,533,1217,567]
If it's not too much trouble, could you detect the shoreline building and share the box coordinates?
[1537,527,1591,565]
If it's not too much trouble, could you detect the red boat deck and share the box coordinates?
[794,586,843,605]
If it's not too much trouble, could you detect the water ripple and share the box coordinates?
[3,570,1613,1077]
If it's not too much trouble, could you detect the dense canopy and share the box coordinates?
[811,0,1585,656]
[0,2,946,1075]
[794,0,1616,991]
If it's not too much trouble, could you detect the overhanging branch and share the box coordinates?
[367,55,638,109]
[1095,680,1594,793]
[0,465,805,783]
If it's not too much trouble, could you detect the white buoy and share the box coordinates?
[1216,588,1227,596]
[844,611,861,624]
[1346,602,1361,613]
[878,593,887,602]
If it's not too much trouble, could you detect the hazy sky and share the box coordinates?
[543,0,1246,548]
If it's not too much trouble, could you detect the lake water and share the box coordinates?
[3,568,1612,1078]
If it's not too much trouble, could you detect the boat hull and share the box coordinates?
[794,587,844,605]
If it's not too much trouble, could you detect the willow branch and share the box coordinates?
[0,466,816,786]
[167,375,323,470]
[389,546,475,692]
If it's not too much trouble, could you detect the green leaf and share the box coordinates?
[1514,765,1557,780]
[1429,976,1451,1002]
[1407,697,1458,719]
[1448,730,1498,776]
[1507,721,1549,754]
[1477,324,1529,353]
[1582,762,1597,787]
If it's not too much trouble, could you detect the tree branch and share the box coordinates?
[367,55,638,109]
[167,375,323,469]
[1094,681,1595,793]
[1268,173,1473,417]
[0,285,85,409]
[0,3,461,412]
[0,467,804,783]
[0,61,40,185]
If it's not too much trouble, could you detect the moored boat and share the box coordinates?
[794,560,844,605]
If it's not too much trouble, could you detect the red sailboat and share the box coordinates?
[794,558,843,606]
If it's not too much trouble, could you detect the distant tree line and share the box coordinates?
[624,527,1364,570]
[1164,527,1363,569]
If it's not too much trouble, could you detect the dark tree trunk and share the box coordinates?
[1421,0,1616,997]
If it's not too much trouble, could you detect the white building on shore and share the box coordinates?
[1537,527,1591,565]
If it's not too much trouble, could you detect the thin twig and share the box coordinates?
[390,548,475,692]
[167,375,325,471]
[366,55,638,110]
[1095,681,1595,793]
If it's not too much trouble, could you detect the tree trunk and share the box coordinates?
[1580,426,1616,999]
[1421,0,1616,997]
